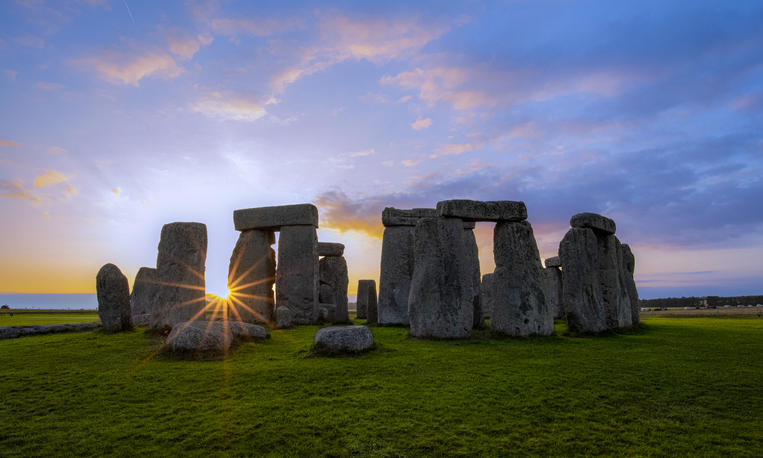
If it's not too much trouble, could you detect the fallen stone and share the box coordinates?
[317,242,345,257]
[545,256,561,268]
[319,256,349,323]
[166,320,232,355]
[436,200,527,222]
[408,217,473,339]
[357,280,378,324]
[621,244,640,325]
[464,228,482,328]
[378,226,415,325]
[570,212,616,235]
[276,306,294,328]
[150,222,207,331]
[228,321,268,340]
[234,203,318,231]
[96,263,132,333]
[276,225,318,324]
[0,322,100,340]
[559,227,608,333]
[311,325,374,355]
[130,267,158,326]
[228,229,276,323]
[491,221,553,337]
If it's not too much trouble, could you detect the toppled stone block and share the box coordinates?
[96,263,132,333]
[228,229,276,323]
[234,203,318,231]
[436,200,527,222]
[545,256,561,268]
[166,320,267,357]
[570,212,616,235]
[311,325,374,355]
[317,242,345,257]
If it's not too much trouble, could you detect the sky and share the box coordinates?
[1,0,762,301]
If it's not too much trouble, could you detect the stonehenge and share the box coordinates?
[130,267,158,326]
[96,263,132,332]
[356,280,377,323]
[542,257,564,318]
[227,229,276,323]
[319,252,349,323]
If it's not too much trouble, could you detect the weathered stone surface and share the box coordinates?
[542,267,564,318]
[621,244,640,324]
[318,303,336,322]
[408,217,473,338]
[150,222,207,331]
[234,204,318,231]
[464,228,482,328]
[382,207,436,226]
[436,200,527,222]
[228,321,268,340]
[318,256,349,322]
[276,306,294,328]
[228,229,276,323]
[545,256,561,268]
[311,325,374,355]
[167,321,232,355]
[598,235,632,329]
[491,221,553,336]
[378,226,415,325]
[317,242,345,257]
[0,322,100,340]
[357,280,378,324]
[570,212,616,235]
[276,225,318,325]
[479,273,494,319]
[96,263,132,333]
[130,267,158,326]
[559,227,608,333]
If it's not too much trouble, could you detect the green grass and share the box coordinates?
[0,312,100,326]
[1,317,761,456]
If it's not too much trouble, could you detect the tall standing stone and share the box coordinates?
[464,228,482,328]
[378,226,415,325]
[479,273,494,320]
[491,221,553,337]
[150,222,207,331]
[357,280,378,324]
[621,244,640,324]
[408,217,473,339]
[228,229,276,323]
[542,257,564,319]
[97,263,132,332]
[319,256,349,323]
[130,267,158,326]
[559,227,607,334]
[276,225,318,325]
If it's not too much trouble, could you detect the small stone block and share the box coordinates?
[317,242,345,256]
[545,256,561,268]
[570,212,616,235]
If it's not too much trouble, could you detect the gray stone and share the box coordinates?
[228,321,268,340]
[130,267,158,326]
[276,306,294,328]
[319,256,349,322]
[382,207,436,226]
[276,225,318,325]
[0,322,101,340]
[559,227,608,334]
[378,226,415,325]
[479,273,494,319]
[234,203,318,231]
[464,228,482,328]
[317,242,344,257]
[166,321,231,355]
[318,303,337,322]
[545,256,561,268]
[228,229,276,323]
[542,267,564,318]
[357,280,378,324]
[96,263,132,333]
[570,212,616,235]
[605,236,632,329]
[621,244,640,325]
[312,325,374,355]
[436,200,527,222]
[408,217,473,339]
[491,221,553,337]
[150,222,207,331]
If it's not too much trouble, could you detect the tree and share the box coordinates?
[0,304,9,310]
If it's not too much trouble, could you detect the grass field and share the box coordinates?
[0,312,100,326]
[1,316,761,456]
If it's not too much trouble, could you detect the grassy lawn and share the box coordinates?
[1,316,761,456]
[0,312,100,326]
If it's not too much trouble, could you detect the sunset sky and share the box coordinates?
[1,0,762,300]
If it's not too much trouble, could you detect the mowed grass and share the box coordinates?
[0,312,100,326]
[1,317,761,457]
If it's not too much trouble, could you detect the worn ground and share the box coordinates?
[1,316,761,456]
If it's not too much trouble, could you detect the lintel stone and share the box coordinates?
[545,256,561,268]
[317,242,345,257]
[234,203,318,231]
[570,212,616,235]
[436,200,527,222]
[382,207,476,228]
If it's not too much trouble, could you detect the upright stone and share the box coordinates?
[621,244,640,324]
[491,221,553,336]
[464,228,482,328]
[276,225,318,325]
[96,263,132,332]
[234,203,318,231]
[408,217,473,339]
[479,273,494,320]
[130,267,158,326]
[436,199,527,222]
[356,280,368,319]
[559,227,607,333]
[150,222,207,331]
[319,256,349,323]
[542,266,564,319]
[357,280,378,324]
[607,236,633,329]
[378,226,415,325]
[228,229,276,323]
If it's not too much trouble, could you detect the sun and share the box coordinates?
[209,287,231,301]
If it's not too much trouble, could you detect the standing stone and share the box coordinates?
[542,262,564,319]
[357,280,378,324]
[96,263,132,332]
[319,256,349,323]
[276,305,294,328]
[464,228,482,328]
[276,225,318,325]
[491,221,553,337]
[621,244,640,324]
[408,217,473,339]
[559,227,607,334]
[228,229,276,323]
[479,273,494,320]
[378,226,415,325]
[130,267,158,326]
[611,237,633,329]
[150,222,208,331]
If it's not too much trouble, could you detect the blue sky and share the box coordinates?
[1,0,761,299]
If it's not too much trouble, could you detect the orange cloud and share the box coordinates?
[0,180,40,204]
[381,66,496,110]
[315,190,385,238]
[80,50,184,86]
[430,143,475,158]
[34,170,69,188]
[45,146,67,155]
[411,117,432,130]
[191,91,270,122]
[0,139,19,147]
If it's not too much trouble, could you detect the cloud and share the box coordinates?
[411,117,432,131]
[350,148,375,157]
[0,180,40,204]
[401,159,421,167]
[36,81,64,91]
[315,190,386,238]
[112,187,120,195]
[167,32,210,59]
[191,91,270,122]
[45,146,67,155]
[430,142,475,158]
[34,170,69,187]
[79,50,185,86]
[0,140,19,147]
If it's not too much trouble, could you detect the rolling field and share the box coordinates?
[0,312,100,326]
[0,316,761,456]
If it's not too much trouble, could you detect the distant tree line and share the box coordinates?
[639,295,763,308]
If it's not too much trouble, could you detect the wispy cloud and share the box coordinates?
[34,170,69,187]
[350,148,375,157]
[45,146,67,155]
[0,140,19,147]
[0,180,40,204]
[191,91,272,122]
[411,117,432,130]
